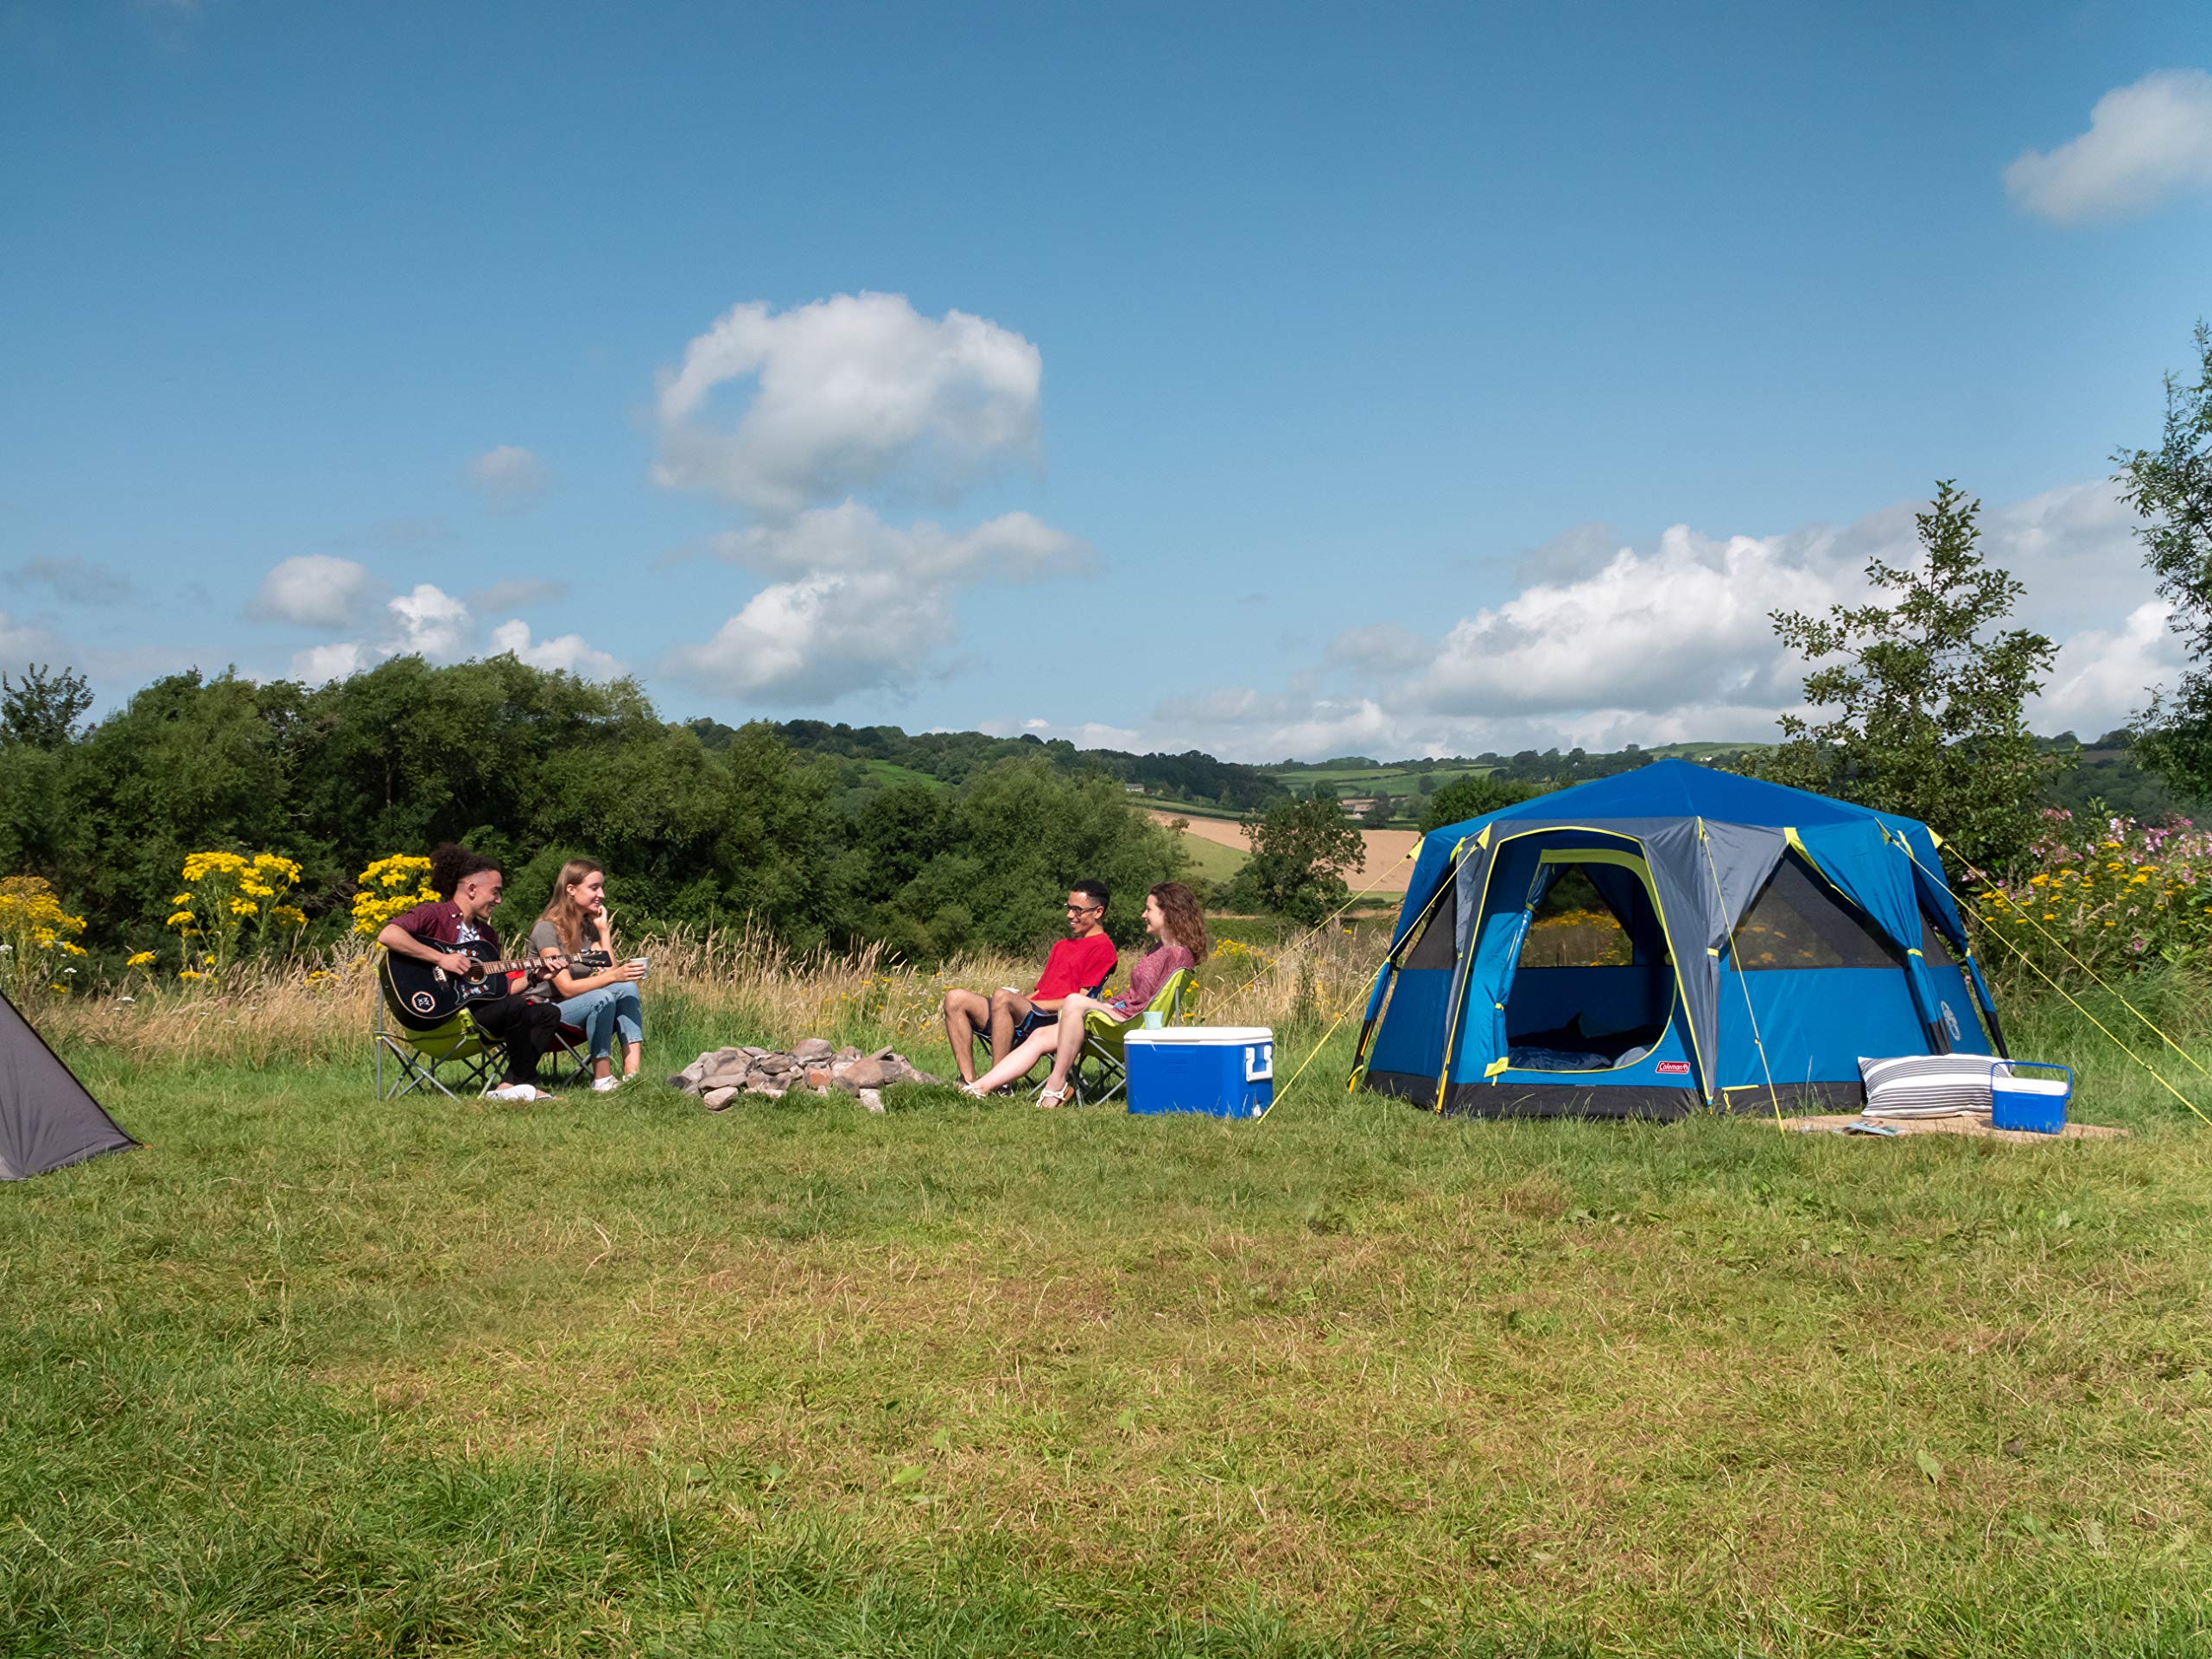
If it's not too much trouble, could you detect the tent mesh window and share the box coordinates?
[1399,867,1459,970]
[1920,911,1965,964]
[1732,855,1903,970]
[1517,867,1633,969]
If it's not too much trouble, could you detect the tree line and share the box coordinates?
[0,658,1185,963]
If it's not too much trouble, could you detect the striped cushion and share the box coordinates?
[1859,1053,2006,1118]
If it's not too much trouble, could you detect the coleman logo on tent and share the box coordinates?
[1655,1060,1690,1075]
[1940,1001,1961,1041]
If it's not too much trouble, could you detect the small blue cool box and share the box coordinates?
[1124,1026,1274,1119]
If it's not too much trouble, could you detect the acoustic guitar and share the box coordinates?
[379,937,556,1032]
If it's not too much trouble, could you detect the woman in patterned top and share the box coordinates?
[961,881,1209,1108]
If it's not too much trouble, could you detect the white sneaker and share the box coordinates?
[486,1082,545,1102]
[592,1075,622,1093]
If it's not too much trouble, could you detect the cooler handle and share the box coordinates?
[1246,1043,1273,1083]
[1990,1059,2071,1098]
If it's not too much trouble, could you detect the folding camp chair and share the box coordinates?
[372,995,501,1102]
[1070,969,1198,1107]
[969,978,1109,1087]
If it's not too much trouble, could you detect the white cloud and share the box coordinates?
[2035,601,2185,734]
[664,512,1088,708]
[0,611,63,676]
[387,584,474,658]
[1082,479,2173,761]
[487,619,621,679]
[704,501,1084,585]
[2005,68,2212,224]
[290,641,372,684]
[251,554,374,629]
[652,292,1044,516]
[663,504,1088,703]
[466,444,549,508]
[291,584,476,683]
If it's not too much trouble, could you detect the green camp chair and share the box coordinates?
[969,976,1110,1088]
[1070,969,1198,1107]
[373,996,501,1102]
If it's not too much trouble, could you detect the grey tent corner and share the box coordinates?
[1,989,137,1179]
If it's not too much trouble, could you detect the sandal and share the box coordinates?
[1034,1084,1068,1109]
[957,1080,992,1100]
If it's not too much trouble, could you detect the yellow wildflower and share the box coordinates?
[166,910,195,928]
[126,950,156,968]
[178,969,206,981]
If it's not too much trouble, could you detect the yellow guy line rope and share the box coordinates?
[1694,821,1783,1128]
[1272,956,1393,1114]
[1938,847,2212,1083]
[1972,915,2212,1128]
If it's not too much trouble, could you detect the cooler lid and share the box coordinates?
[1123,1026,1274,1045]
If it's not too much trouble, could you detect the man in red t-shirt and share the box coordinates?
[942,880,1118,1085]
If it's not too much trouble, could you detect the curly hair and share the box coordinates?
[1148,880,1209,964]
[427,842,497,902]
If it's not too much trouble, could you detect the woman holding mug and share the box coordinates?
[961,881,1208,1108]
[531,858,646,1092]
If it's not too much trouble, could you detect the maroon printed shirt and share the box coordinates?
[386,899,497,955]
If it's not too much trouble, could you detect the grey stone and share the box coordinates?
[835,1045,861,1062]
[756,1052,797,1074]
[858,1089,885,1115]
[703,1067,751,1092]
[843,1058,887,1090]
[830,1073,858,1094]
[702,1086,739,1111]
[791,1038,835,1063]
[669,1071,702,1094]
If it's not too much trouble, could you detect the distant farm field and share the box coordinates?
[1150,810,1421,894]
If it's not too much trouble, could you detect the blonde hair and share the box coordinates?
[538,857,605,956]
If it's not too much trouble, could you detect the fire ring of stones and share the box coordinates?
[670,1039,943,1115]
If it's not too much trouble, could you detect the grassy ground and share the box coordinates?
[8,990,2212,1656]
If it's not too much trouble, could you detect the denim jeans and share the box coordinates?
[556,982,644,1060]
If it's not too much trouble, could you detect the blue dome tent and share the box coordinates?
[1350,760,2005,1118]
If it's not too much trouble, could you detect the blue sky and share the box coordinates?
[3,1,2209,759]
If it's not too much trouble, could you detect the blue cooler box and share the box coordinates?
[1124,1027,1274,1118]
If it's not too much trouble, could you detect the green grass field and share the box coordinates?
[8,993,2212,1656]
[1172,831,1249,885]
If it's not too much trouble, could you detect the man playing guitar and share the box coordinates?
[377,846,563,1102]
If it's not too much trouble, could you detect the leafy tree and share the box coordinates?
[1233,796,1365,924]
[1,664,93,750]
[1418,772,1542,833]
[1762,480,2057,871]
[1359,797,1395,829]
[2115,321,2212,798]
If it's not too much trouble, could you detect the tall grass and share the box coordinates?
[34,919,1389,1070]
